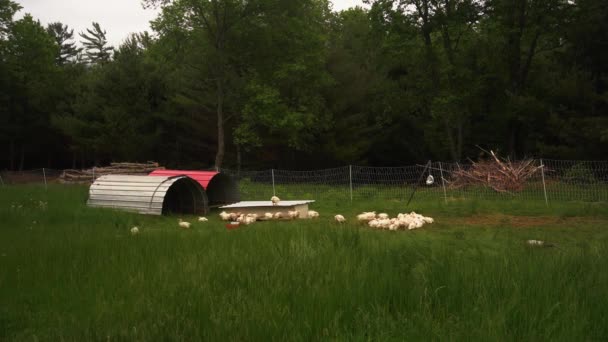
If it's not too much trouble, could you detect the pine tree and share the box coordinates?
[79,22,113,64]
[46,22,81,65]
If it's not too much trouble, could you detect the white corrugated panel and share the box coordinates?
[87,175,206,215]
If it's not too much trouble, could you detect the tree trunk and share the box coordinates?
[9,139,15,171]
[214,78,225,170]
[176,139,180,166]
[507,0,526,93]
[236,144,241,177]
[457,120,463,161]
[504,0,541,159]
[509,121,518,159]
[444,119,458,161]
[18,145,25,171]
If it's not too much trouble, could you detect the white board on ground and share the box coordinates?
[219,200,315,219]
[220,200,315,208]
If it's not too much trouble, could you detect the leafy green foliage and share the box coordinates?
[0,0,19,38]
[53,34,169,164]
[0,14,59,169]
[0,0,607,170]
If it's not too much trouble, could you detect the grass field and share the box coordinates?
[1,185,608,340]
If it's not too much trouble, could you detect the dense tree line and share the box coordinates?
[0,0,606,170]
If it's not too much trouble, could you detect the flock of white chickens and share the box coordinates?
[211,209,434,231]
[218,209,320,224]
[353,211,434,230]
[130,195,434,235]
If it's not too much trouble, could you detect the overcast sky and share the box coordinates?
[16,0,368,47]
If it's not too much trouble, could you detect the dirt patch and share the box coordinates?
[450,214,606,228]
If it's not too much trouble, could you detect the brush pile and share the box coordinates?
[60,162,164,183]
[448,151,543,193]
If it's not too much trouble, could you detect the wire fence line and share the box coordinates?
[0,168,64,189]
[1,159,607,204]
[220,159,608,204]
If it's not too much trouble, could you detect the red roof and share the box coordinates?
[149,170,219,189]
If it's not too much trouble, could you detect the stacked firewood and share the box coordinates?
[60,162,164,183]
[448,151,543,193]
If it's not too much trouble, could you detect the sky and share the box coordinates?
[15,0,368,47]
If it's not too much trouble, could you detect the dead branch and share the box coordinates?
[447,151,543,193]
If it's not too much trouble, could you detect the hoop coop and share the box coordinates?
[87,175,208,215]
[149,170,240,207]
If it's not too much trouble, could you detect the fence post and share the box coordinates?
[349,165,353,203]
[439,162,447,204]
[271,169,276,196]
[407,161,432,206]
[43,168,48,190]
[540,159,549,207]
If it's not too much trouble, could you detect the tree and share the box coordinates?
[320,7,384,165]
[146,0,333,169]
[483,0,571,157]
[80,22,113,64]
[370,0,484,161]
[532,0,608,159]
[0,0,21,168]
[0,0,19,38]
[232,0,333,168]
[1,0,607,170]
[47,22,81,65]
[145,0,260,169]
[1,14,59,169]
[53,33,171,165]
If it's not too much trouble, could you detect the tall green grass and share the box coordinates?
[1,185,608,340]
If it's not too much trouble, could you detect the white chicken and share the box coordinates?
[334,215,346,223]
[219,211,231,221]
[357,212,376,222]
[271,196,280,206]
[378,219,391,229]
[274,212,283,219]
[308,210,319,218]
[264,212,274,220]
[198,217,208,222]
[288,210,300,219]
[130,226,139,235]
[408,218,424,230]
[178,219,191,229]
